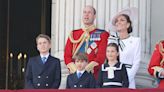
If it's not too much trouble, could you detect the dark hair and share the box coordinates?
[92,7,96,15]
[107,43,119,62]
[73,52,88,62]
[115,14,133,34]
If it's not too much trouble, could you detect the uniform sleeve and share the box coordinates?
[122,64,129,88]
[25,58,34,89]
[148,44,163,78]
[64,37,73,65]
[52,59,61,88]
[128,38,141,82]
[94,31,109,65]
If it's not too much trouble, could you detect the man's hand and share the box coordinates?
[67,62,77,74]
[85,61,98,72]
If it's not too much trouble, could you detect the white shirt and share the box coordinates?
[76,70,85,75]
[40,53,50,62]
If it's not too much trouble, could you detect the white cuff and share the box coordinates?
[158,69,164,78]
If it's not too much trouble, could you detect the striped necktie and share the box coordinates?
[42,57,47,64]
[77,72,82,78]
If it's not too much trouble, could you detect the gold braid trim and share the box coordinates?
[159,40,164,66]
[69,31,85,44]
[69,25,96,57]
[82,25,96,52]
[82,25,96,33]
[72,36,86,58]
[68,25,96,44]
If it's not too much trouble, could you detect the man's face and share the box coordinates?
[82,6,96,26]
[37,38,51,54]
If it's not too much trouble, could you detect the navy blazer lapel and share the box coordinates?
[37,56,44,66]
[78,71,88,81]
[74,71,88,83]
[73,72,79,84]
[36,56,44,75]
[38,55,53,75]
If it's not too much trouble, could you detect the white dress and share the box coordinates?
[108,36,141,89]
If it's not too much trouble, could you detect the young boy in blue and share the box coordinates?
[66,52,96,88]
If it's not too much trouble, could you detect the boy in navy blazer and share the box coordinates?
[25,34,61,89]
[66,52,96,88]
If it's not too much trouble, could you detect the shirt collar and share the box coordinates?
[40,53,50,59]
[76,70,85,74]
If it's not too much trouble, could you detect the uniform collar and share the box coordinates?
[82,24,96,33]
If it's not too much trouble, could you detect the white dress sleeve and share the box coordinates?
[127,37,141,82]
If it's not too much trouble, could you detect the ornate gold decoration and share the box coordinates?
[68,25,96,58]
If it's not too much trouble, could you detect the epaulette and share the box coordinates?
[69,29,84,43]
[72,29,82,32]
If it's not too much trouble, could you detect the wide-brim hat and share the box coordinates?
[108,7,138,32]
[112,7,138,25]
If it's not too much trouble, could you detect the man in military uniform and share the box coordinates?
[148,40,164,88]
[64,5,109,79]
[25,34,61,89]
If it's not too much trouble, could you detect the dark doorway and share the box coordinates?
[0,0,52,89]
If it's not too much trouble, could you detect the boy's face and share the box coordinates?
[37,37,51,54]
[75,59,88,71]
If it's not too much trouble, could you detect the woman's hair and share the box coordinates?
[107,43,120,62]
[115,14,133,34]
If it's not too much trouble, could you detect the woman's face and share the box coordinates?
[106,46,119,61]
[115,15,130,32]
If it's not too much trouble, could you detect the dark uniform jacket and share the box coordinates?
[66,71,96,88]
[97,62,129,88]
[25,55,61,89]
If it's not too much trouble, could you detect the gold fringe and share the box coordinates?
[159,40,164,66]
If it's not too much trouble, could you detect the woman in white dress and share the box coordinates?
[108,10,141,89]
